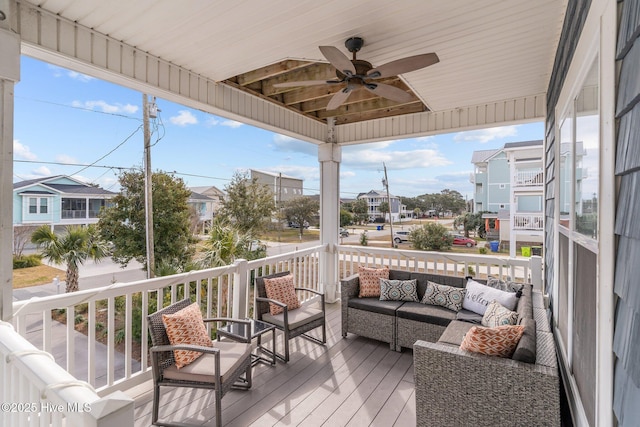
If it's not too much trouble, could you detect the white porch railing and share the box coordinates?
[337,245,543,290]
[513,213,544,230]
[0,320,133,427]
[514,169,544,187]
[10,245,323,395]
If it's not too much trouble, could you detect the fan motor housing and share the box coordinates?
[336,59,373,80]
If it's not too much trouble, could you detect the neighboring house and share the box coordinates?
[12,175,115,230]
[471,140,549,256]
[357,190,404,223]
[188,185,225,232]
[250,170,303,204]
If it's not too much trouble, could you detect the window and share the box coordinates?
[499,184,506,189]
[499,204,506,209]
[29,198,37,214]
[39,198,48,214]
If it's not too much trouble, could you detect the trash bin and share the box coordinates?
[521,246,531,257]
[531,246,542,256]
[376,225,381,230]
[489,241,500,252]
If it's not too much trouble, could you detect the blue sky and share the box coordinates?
[13,56,544,199]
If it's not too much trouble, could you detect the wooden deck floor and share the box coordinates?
[131,302,416,426]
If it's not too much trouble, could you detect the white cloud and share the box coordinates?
[72,100,138,114]
[342,147,451,170]
[221,120,243,128]
[453,126,518,143]
[56,154,77,164]
[48,65,94,82]
[170,110,198,126]
[32,166,52,177]
[14,140,37,160]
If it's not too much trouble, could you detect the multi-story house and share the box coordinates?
[471,140,546,256]
[357,190,404,223]
[12,175,115,231]
[250,170,303,204]
[188,185,225,233]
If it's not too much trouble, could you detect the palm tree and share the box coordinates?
[198,219,252,268]
[31,225,108,292]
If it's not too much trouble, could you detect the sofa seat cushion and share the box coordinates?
[437,320,474,346]
[512,317,537,363]
[396,302,457,326]
[348,297,405,316]
[455,309,483,324]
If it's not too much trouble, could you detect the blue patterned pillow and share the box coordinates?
[421,281,466,312]
[379,279,419,302]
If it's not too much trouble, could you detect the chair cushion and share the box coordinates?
[348,297,405,316]
[263,305,324,329]
[438,320,474,346]
[162,341,251,384]
[421,281,466,312]
[358,266,389,297]
[162,302,213,368]
[264,274,301,315]
[379,278,419,302]
[396,302,457,326]
[460,325,525,358]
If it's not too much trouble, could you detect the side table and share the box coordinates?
[217,319,277,366]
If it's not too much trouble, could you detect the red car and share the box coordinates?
[452,235,477,247]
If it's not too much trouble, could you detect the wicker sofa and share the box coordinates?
[340,269,561,426]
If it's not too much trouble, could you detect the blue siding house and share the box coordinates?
[13,176,115,229]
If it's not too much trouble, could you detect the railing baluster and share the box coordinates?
[88,300,96,385]
[66,306,75,377]
[125,293,132,379]
[107,297,115,387]
[141,291,149,371]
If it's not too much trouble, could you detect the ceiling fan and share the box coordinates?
[274,37,439,111]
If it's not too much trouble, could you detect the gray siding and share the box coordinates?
[614,0,640,425]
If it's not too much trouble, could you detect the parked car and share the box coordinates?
[452,235,477,247]
[288,221,309,229]
[339,228,349,237]
[393,231,410,244]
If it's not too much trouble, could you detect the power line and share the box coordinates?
[15,95,143,121]
[72,125,143,176]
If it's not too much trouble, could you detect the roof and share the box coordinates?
[14,0,565,140]
[471,149,500,164]
[13,175,65,190]
[46,184,115,196]
[503,140,544,149]
[188,191,214,201]
[250,170,302,181]
[13,176,115,195]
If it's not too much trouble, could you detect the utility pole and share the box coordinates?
[382,162,395,247]
[143,94,155,278]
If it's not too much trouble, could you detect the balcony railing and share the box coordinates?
[6,244,542,426]
[61,210,87,219]
[513,213,544,230]
[514,170,544,187]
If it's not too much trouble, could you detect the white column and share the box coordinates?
[318,120,341,303]
[509,154,517,258]
[0,15,21,321]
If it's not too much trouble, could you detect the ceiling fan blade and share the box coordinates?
[326,88,352,110]
[368,53,439,78]
[319,46,356,75]
[364,82,413,103]
[274,80,340,88]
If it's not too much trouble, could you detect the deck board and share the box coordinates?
[132,302,417,427]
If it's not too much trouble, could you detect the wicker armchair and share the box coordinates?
[254,271,326,362]
[147,298,253,427]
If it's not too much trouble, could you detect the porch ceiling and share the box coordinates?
[16,0,566,142]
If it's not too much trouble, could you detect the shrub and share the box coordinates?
[479,247,487,254]
[12,254,42,269]
[360,231,369,246]
[410,223,453,251]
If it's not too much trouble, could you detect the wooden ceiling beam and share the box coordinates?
[316,96,422,120]
[335,102,427,125]
[236,60,312,86]
[262,63,336,96]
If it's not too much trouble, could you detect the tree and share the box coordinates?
[351,198,369,225]
[218,171,276,235]
[378,201,390,222]
[31,225,108,292]
[413,207,422,219]
[98,170,195,272]
[410,222,453,251]
[13,225,38,257]
[282,196,320,238]
[340,209,353,227]
[198,218,254,268]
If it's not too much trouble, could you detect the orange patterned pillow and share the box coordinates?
[358,266,390,297]
[264,274,301,315]
[162,302,213,369]
[460,325,525,358]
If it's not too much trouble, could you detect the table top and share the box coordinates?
[217,318,275,340]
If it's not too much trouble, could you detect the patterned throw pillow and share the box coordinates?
[263,274,301,315]
[486,277,525,295]
[380,279,419,302]
[460,325,525,358]
[421,281,466,312]
[462,279,518,315]
[358,266,390,297]
[482,300,519,327]
[162,302,213,369]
